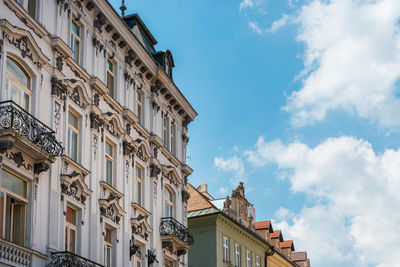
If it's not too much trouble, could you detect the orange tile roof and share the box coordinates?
[253,220,271,230]
[188,183,217,212]
[280,240,294,251]
[271,230,281,239]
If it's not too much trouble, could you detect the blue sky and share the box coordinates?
[111,1,400,266]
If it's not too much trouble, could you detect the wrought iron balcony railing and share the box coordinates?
[0,101,63,157]
[47,251,104,267]
[160,217,194,246]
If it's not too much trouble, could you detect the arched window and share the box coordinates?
[164,187,174,218]
[4,57,31,110]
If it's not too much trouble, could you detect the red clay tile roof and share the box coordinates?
[188,183,217,212]
[253,220,271,230]
[292,252,307,261]
[280,240,295,251]
[271,230,281,238]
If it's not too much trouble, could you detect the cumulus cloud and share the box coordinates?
[245,136,400,266]
[240,0,254,11]
[214,156,245,176]
[284,0,400,129]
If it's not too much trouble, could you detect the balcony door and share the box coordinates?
[4,57,31,111]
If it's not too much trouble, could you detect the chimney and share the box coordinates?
[197,184,208,194]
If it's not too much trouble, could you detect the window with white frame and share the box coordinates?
[163,117,168,148]
[136,90,143,124]
[105,141,114,186]
[223,236,230,262]
[235,243,241,267]
[4,56,31,111]
[0,169,28,247]
[106,57,115,97]
[104,226,114,267]
[246,250,252,267]
[65,205,78,253]
[67,111,79,162]
[170,123,176,155]
[70,19,81,63]
[164,187,174,218]
[135,164,144,206]
[256,256,260,267]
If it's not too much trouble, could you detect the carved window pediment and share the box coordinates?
[99,181,125,224]
[131,202,152,241]
[161,165,181,186]
[0,19,49,70]
[61,171,91,205]
[135,143,150,162]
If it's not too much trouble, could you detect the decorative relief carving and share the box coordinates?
[123,140,135,160]
[69,87,86,109]
[94,12,107,32]
[150,163,161,178]
[2,33,43,70]
[34,162,49,175]
[92,37,105,57]
[136,144,148,162]
[5,151,32,171]
[93,135,98,159]
[61,171,91,205]
[182,190,190,203]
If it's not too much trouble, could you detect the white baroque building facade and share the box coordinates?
[0,0,197,266]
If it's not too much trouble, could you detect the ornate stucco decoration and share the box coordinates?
[131,202,152,242]
[135,143,151,162]
[0,19,49,70]
[161,165,181,186]
[99,181,125,225]
[51,78,91,111]
[103,113,124,139]
[222,182,253,229]
[61,171,91,205]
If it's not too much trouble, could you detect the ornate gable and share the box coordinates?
[162,165,181,186]
[0,19,49,70]
[99,181,125,225]
[61,171,91,205]
[136,142,151,162]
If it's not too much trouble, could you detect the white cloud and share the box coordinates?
[284,0,400,129]
[248,21,264,35]
[248,14,291,35]
[214,155,245,176]
[245,136,400,266]
[240,0,254,11]
[219,186,228,195]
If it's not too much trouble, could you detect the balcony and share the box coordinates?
[160,217,194,253]
[0,101,63,159]
[0,238,32,267]
[47,251,104,267]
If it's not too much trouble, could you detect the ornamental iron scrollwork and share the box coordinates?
[159,217,194,246]
[0,101,64,157]
[47,251,104,267]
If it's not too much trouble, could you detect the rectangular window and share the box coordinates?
[136,90,143,124]
[163,117,168,147]
[70,19,81,63]
[105,141,114,186]
[104,226,114,267]
[65,206,78,253]
[223,236,230,262]
[135,165,143,206]
[0,170,28,247]
[28,0,36,18]
[246,250,252,267]
[256,256,260,267]
[107,58,115,97]
[235,244,241,267]
[171,123,176,155]
[67,112,79,162]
